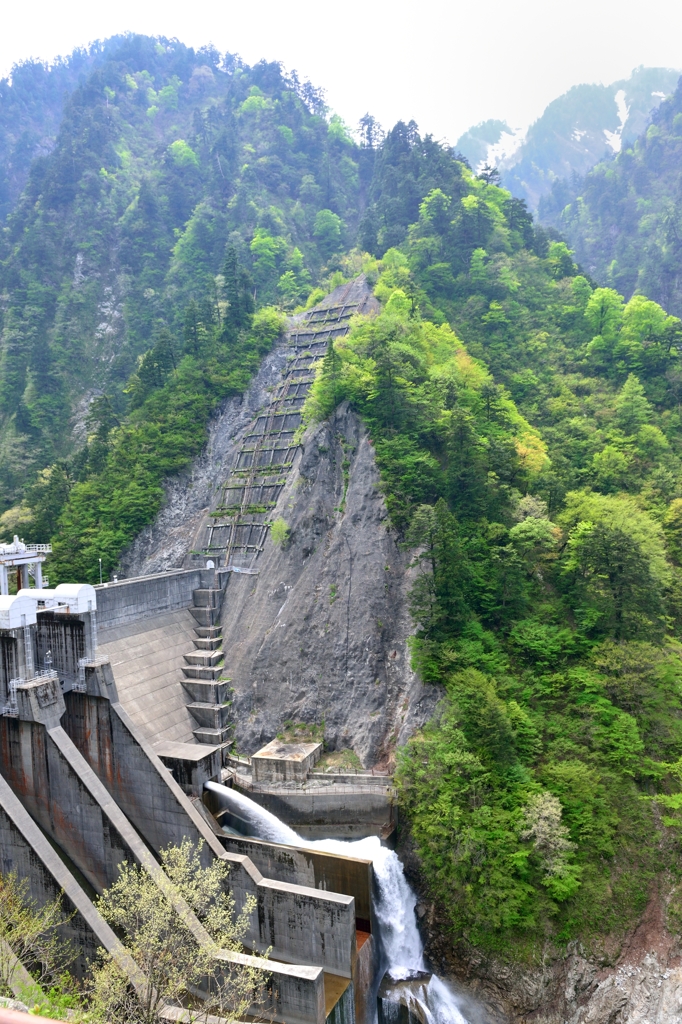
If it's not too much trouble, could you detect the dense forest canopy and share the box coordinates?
[4,32,682,964]
[308,152,682,955]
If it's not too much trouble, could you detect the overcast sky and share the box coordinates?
[2,0,682,143]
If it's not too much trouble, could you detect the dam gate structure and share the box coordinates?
[0,281,396,1024]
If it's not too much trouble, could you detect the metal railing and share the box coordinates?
[2,678,22,716]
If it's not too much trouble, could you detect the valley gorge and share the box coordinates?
[2,32,682,1024]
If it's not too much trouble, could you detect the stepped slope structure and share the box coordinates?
[120,278,439,765]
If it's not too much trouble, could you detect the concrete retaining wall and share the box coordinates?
[235,783,395,841]
[211,831,373,933]
[95,570,216,630]
[0,717,138,892]
[0,773,136,980]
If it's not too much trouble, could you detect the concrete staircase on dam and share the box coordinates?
[182,584,233,746]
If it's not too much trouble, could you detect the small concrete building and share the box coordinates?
[252,738,322,783]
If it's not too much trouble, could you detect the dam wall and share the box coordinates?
[0,662,364,1021]
[233,779,395,841]
[60,676,360,979]
[201,815,374,931]
[95,568,218,630]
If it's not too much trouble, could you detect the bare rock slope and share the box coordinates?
[214,401,439,765]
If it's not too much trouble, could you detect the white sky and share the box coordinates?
[2,0,682,144]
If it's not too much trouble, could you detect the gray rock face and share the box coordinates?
[120,339,291,577]
[216,401,440,766]
[121,322,439,766]
[419,888,682,1024]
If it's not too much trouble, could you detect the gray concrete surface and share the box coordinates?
[232,780,395,841]
[155,740,221,796]
[0,772,139,981]
[208,831,374,932]
[98,608,200,743]
[61,691,359,979]
[95,569,213,630]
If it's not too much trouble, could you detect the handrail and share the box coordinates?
[0,1010,58,1024]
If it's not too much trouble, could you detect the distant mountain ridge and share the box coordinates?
[539,74,682,317]
[456,66,680,209]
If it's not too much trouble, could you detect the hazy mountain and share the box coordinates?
[0,39,128,222]
[540,75,682,316]
[456,66,680,209]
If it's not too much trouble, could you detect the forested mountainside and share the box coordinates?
[0,34,366,516]
[0,41,124,224]
[540,76,682,320]
[306,161,682,961]
[5,31,682,983]
[456,66,679,209]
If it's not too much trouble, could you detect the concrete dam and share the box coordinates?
[0,280,466,1023]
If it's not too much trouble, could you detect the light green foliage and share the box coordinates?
[314,209,343,259]
[270,517,290,547]
[240,87,269,114]
[560,492,669,639]
[91,838,265,1024]
[167,139,198,169]
[0,871,76,1000]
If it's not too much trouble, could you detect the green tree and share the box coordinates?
[408,500,473,678]
[560,492,669,639]
[91,839,267,1024]
[313,209,343,259]
[614,373,652,434]
[0,871,76,999]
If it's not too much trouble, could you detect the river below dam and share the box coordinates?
[205,782,478,1024]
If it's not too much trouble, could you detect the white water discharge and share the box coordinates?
[205,782,472,1023]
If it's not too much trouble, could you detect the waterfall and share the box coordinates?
[205,782,473,1023]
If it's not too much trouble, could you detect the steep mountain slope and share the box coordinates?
[540,76,682,317]
[119,279,438,765]
[0,33,364,512]
[456,67,679,209]
[0,41,125,223]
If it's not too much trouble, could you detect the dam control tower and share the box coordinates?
[0,535,51,593]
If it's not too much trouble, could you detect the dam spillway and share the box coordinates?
[205,782,472,1024]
